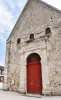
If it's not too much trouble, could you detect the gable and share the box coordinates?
[7,0,61,42]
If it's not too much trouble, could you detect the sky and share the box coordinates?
[0,0,61,66]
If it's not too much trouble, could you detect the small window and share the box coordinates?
[17,38,20,44]
[45,27,51,38]
[30,34,34,40]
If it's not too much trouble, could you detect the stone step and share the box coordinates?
[22,93,42,98]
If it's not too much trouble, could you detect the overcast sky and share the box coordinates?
[0,0,61,66]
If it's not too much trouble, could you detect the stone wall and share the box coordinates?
[5,0,61,95]
[47,26,61,95]
[5,40,20,91]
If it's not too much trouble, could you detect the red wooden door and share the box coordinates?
[27,61,42,94]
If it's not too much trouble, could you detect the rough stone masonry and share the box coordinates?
[4,0,61,96]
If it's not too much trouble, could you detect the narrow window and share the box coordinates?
[30,34,34,40]
[45,27,51,38]
[17,38,20,44]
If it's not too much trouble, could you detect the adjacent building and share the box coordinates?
[0,66,4,89]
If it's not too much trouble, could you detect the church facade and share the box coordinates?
[4,0,61,95]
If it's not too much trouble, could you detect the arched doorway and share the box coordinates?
[27,53,42,94]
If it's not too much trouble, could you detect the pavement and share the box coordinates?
[0,90,61,100]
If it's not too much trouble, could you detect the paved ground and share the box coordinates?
[0,90,61,100]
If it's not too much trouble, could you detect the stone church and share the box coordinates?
[4,0,61,95]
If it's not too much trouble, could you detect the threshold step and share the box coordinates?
[22,93,42,98]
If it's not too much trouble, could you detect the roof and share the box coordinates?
[0,66,4,68]
[7,0,61,41]
[41,0,61,13]
[0,66,4,70]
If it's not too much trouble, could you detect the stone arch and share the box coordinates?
[45,27,51,38]
[19,50,50,94]
[30,34,34,40]
[27,53,41,64]
[17,38,21,44]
